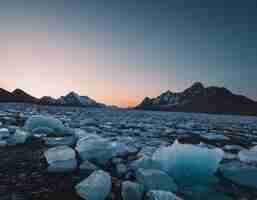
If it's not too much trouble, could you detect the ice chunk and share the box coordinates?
[238,146,257,164]
[131,156,162,171]
[122,181,144,200]
[0,140,7,147]
[182,185,233,200]
[74,128,87,139]
[146,190,182,200]
[223,152,237,160]
[43,135,77,147]
[136,169,177,192]
[76,136,115,165]
[0,128,9,139]
[223,145,244,151]
[79,161,100,177]
[76,134,134,165]
[110,141,138,156]
[44,146,77,172]
[76,170,111,200]
[138,146,157,158]
[202,132,229,140]
[24,115,67,135]
[44,146,76,164]
[8,129,31,145]
[220,161,257,189]
[47,159,77,173]
[152,140,224,186]
[116,163,128,178]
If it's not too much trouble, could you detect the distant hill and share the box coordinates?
[135,82,257,116]
[0,88,105,107]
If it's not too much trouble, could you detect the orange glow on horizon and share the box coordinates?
[0,28,177,108]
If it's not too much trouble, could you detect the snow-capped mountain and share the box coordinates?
[57,92,104,107]
[38,91,105,107]
[136,82,257,115]
[0,88,105,107]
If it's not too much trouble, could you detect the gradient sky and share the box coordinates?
[1,0,257,107]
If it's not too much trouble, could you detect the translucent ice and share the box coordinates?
[76,170,111,200]
[44,146,77,172]
[220,161,257,189]
[136,169,177,192]
[152,140,224,186]
[0,128,10,139]
[24,115,67,135]
[238,146,257,164]
[122,181,144,200]
[76,136,115,165]
[76,135,135,165]
[146,190,182,200]
[44,146,76,164]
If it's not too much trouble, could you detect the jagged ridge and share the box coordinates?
[136,82,257,115]
[0,89,105,107]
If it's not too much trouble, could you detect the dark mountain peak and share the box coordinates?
[206,86,232,96]
[40,96,56,101]
[38,96,57,105]
[143,96,151,101]
[0,88,14,102]
[58,91,103,107]
[0,88,105,107]
[183,82,205,96]
[187,82,205,91]
[0,88,8,92]
[12,89,37,103]
[136,82,257,115]
[161,90,173,96]
[138,97,152,107]
[0,88,11,94]
[66,91,79,96]
[13,88,29,95]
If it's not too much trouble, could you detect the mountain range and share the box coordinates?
[136,82,257,116]
[0,89,105,107]
[1,83,257,115]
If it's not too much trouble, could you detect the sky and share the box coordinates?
[1,0,257,107]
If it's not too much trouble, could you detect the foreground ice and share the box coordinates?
[152,140,224,186]
[121,181,144,200]
[136,169,177,192]
[0,128,10,139]
[43,135,77,147]
[75,170,111,200]
[76,134,134,165]
[1,104,257,199]
[146,190,182,200]
[131,156,162,171]
[9,129,31,145]
[44,146,77,172]
[238,145,257,164]
[76,136,115,165]
[182,185,233,200]
[220,161,257,189]
[44,146,76,163]
[202,132,229,140]
[25,115,67,135]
